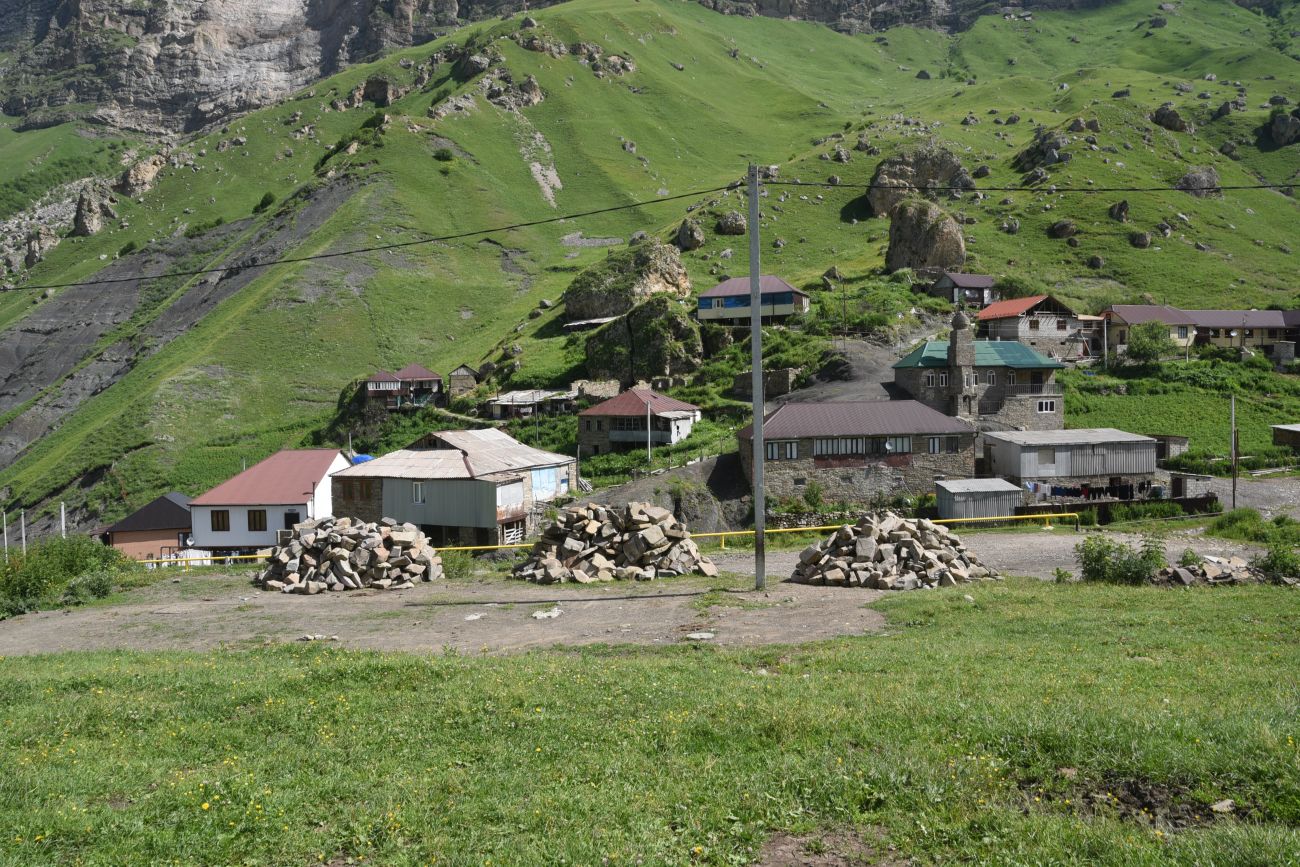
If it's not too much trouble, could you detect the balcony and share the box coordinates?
[1002,383,1063,396]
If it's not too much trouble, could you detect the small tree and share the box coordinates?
[1125,320,1176,364]
[253,191,275,214]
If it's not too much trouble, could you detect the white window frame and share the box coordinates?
[1037,400,1057,414]
[938,372,949,387]
[766,441,798,461]
[1008,371,1017,385]
[987,371,996,386]
[412,481,426,504]
[925,372,936,387]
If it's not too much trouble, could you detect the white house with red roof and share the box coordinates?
[190,449,350,552]
[577,388,702,455]
[976,294,1096,359]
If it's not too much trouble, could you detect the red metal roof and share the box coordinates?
[394,363,441,380]
[739,401,972,440]
[700,275,807,299]
[191,450,344,506]
[579,388,700,417]
[976,295,1049,321]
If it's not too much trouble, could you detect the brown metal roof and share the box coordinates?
[366,369,400,383]
[105,493,191,534]
[1104,304,1195,326]
[191,450,344,506]
[738,401,972,440]
[939,271,995,289]
[579,388,699,417]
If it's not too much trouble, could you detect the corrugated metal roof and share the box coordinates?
[192,450,344,506]
[333,449,473,480]
[366,369,400,383]
[976,295,1048,320]
[488,389,558,406]
[1271,424,1300,433]
[1186,309,1289,329]
[394,363,441,380]
[984,428,1155,446]
[939,272,995,289]
[936,479,1022,494]
[739,400,972,440]
[105,492,192,534]
[1105,304,1195,326]
[579,388,699,417]
[700,275,808,299]
[428,428,573,475]
[892,340,1065,369]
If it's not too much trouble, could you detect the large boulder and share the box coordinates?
[116,154,166,197]
[1013,126,1072,173]
[673,218,705,251]
[1175,166,1222,198]
[1272,108,1300,147]
[72,185,116,237]
[865,145,974,216]
[562,239,691,322]
[885,199,965,272]
[716,210,747,236]
[1152,103,1195,134]
[584,295,702,384]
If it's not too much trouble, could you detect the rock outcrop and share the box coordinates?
[72,185,116,237]
[1152,103,1195,134]
[885,199,965,272]
[116,155,167,198]
[1175,166,1222,198]
[561,239,691,322]
[865,145,974,216]
[1272,108,1300,147]
[584,295,702,384]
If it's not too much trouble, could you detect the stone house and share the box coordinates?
[695,275,810,323]
[737,400,976,503]
[448,364,480,398]
[578,388,701,456]
[332,428,576,546]
[190,450,349,553]
[1185,309,1300,360]
[976,294,1096,359]
[929,271,999,307]
[892,311,1065,431]
[101,492,192,560]
[983,428,1158,503]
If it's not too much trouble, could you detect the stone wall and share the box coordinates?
[732,367,801,397]
[739,435,975,502]
[332,477,384,523]
[895,367,1063,431]
[992,393,1064,431]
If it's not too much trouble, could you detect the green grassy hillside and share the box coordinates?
[1,0,1299,526]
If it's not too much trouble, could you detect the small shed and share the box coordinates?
[1271,424,1300,451]
[935,479,1023,520]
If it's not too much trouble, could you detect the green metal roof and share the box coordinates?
[892,340,1065,370]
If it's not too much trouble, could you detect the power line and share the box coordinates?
[764,180,1296,193]
[13,184,734,292]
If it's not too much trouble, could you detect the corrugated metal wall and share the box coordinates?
[937,489,1023,520]
[382,478,496,528]
[1004,440,1157,479]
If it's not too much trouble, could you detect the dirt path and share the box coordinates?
[0,572,886,657]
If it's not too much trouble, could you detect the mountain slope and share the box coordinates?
[0,0,1298,533]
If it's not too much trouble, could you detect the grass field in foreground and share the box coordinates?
[2,580,1299,864]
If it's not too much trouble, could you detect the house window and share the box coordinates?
[938,372,949,387]
[1177,326,1189,339]
[412,481,426,504]
[925,372,936,387]
[986,371,996,386]
[1008,371,1017,385]
[813,437,866,456]
[247,509,267,532]
[1029,320,1041,331]
[1268,329,1279,339]
[766,441,798,461]
[1056,319,1067,331]
[928,436,960,454]
[210,510,229,532]
[596,420,603,431]
[1037,400,1057,413]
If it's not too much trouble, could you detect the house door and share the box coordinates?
[1171,476,1186,498]
[283,510,300,529]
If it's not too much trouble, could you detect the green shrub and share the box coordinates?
[184,216,225,238]
[1252,543,1300,582]
[1074,535,1165,585]
[1178,548,1203,568]
[118,240,138,257]
[433,147,455,162]
[0,536,135,615]
[253,192,275,214]
[61,570,117,605]
[441,551,475,581]
[1108,501,1183,523]
[803,480,825,511]
[1077,508,1098,527]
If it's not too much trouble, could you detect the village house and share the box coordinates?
[737,400,976,502]
[976,294,1097,359]
[1185,309,1300,363]
[485,388,575,419]
[190,449,349,553]
[448,364,480,398]
[1100,305,1197,354]
[892,311,1066,431]
[100,492,192,560]
[928,271,999,307]
[578,388,702,455]
[982,428,1158,503]
[695,275,810,323]
[1272,424,1300,451]
[363,363,443,410]
[332,428,576,545]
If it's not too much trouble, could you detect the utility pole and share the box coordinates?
[1102,316,1109,368]
[60,502,66,538]
[1230,394,1238,510]
[646,399,652,465]
[2,511,7,561]
[20,509,26,556]
[747,164,767,592]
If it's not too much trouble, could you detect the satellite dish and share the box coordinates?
[884,441,894,453]
[184,534,195,548]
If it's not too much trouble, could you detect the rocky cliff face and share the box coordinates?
[0,0,521,132]
[696,0,1121,33]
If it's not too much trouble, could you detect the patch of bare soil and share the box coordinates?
[0,574,886,656]
[756,829,909,866]
[1020,773,1243,831]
